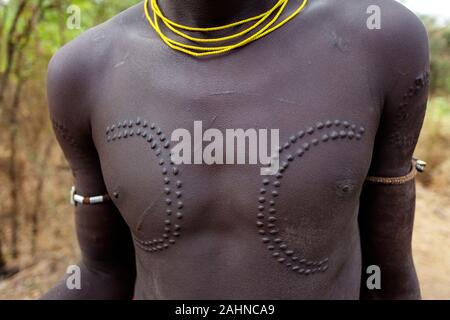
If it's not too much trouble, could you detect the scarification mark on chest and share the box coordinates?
[257,120,366,275]
[106,117,183,253]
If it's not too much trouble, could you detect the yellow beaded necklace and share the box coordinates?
[144,0,309,57]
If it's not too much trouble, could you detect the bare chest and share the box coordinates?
[90,41,380,252]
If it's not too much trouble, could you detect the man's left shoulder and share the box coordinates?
[338,0,428,46]
[306,0,427,48]
[327,0,429,88]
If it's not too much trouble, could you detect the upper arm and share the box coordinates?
[356,5,429,298]
[47,37,135,273]
[47,42,102,193]
[368,2,430,177]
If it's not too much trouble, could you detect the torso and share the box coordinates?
[87,0,383,299]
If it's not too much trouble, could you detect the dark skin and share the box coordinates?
[43,0,429,299]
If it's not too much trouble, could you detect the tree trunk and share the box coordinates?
[58,0,66,46]
[0,0,26,108]
[8,77,24,259]
[6,0,44,260]
[30,139,53,256]
[0,233,6,272]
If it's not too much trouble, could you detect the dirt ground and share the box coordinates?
[411,184,450,299]
[0,183,449,300]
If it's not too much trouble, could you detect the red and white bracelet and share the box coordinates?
[70,186,111,206]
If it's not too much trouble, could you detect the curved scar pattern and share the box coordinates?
[257,120,366,275]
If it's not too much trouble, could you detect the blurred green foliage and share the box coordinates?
[421,15,450,95]
[0,0,136,73]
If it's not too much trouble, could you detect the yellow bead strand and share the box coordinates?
[144,0,309,57]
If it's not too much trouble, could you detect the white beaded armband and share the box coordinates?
[70,186,111,206]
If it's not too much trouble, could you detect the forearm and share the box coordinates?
[41,261,136,300]
[359,180,421,300]
[41,196,137,300]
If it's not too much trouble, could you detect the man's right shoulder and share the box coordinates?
[47,15,124,124]
[48,21,115,89]
[46,23,108,140]
[47,2,145,109]
[48,2,144,76]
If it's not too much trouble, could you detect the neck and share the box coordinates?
[156,0,278,28]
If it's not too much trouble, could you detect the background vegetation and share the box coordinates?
[0,0,449,299]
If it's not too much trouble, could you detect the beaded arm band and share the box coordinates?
[70,186,111,206]
[365,158,427,185]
